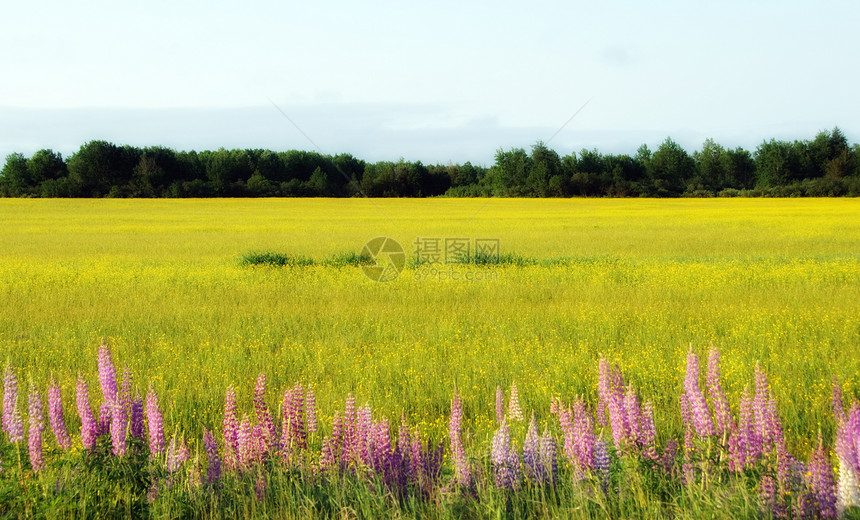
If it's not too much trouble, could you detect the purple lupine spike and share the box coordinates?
[684,349,715,438]
[523,413,540,481]
[320,414,344,473]
[832,377,847,424]
[449,390,470,488]
[550,396,559,416]
[343,394,357,457]
[203,428,221,484]
[251,423,266,465]
[98,400,112,437]
[371,419,392,473]
[731,386,759,471]
[47,380,71,450]
[766,397,784,450]
[760,475,778,512]
[640,402,658,460]
[222,386,239,470]
[597,358,610,426]
[491,419,520,490]
[253,374,275,451]
[354,404,373,465]
[808,436,838,519]
[280,382,305,453]
[3,365,23,442]
[625,386,642,449]
[130,393,144,440]
[110,397,127,456]
[76,377,97,450]
[508,382,523,421]
[237,415,253,469]
[753,363,772,451]
[607,384,629,449]
[571,399,596,473]
[97,342,118,404]
[28,382,45,471]
[145,384,165,456]
[594,439,610,491]
[495,386,504,424]
[661,439,678,473]
[707,348,733,436]
[539,427,558,485]
[305,387,317,434]
[679,393,695,456]
[120,367,133,423]
[557,404,574,462]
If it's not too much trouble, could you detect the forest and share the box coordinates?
[1,128,857,198]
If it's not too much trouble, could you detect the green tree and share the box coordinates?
[649,138,695,195]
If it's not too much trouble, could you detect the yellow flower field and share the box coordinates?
[0,198,858,451]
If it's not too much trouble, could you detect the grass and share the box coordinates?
[0,198,858,517]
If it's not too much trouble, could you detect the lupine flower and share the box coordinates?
[3,365,23,442]
[145,384,165,456]
[253,374,275,451]
[320,414,345,473]
[707,348,733,436]
[625,386,642,447]
[753,364,779,453]
[491,419,520,490]
[76,377,97,450]
[355,404,373,465]
[280,383,306,457]
[730,387,759,471]
[305,387,317,434]
[599,360,629,448]
[28,383,45,471]
[98,400,112,437]
[684,349,715,438]
[111,398,127,456]
[539,427,558,485]
[97,342,118,404]
[449,390,471,487]
[594,439,611,491]
[495,386,504,424]
[223,387,239,470]
[130,393,144,440]
[237,416,253,469]
[661,439,678,473]
[508,382,523,421]
[639,402,658,460]
[759,475,778,513]
[523,414,540,481]
[807,437,837,519]
[47,381,71,450]
[571,399,596,473]
[120,368,133,423]
[203,428,221,484]
[836,402,860,514]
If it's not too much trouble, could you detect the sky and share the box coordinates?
[2,0,858,165]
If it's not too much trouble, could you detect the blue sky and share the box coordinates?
[2,0,858,165]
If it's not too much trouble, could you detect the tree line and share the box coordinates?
[1,128,858,198]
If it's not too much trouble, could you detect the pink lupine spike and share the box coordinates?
[47,380,71,450]
[28,382,45,471]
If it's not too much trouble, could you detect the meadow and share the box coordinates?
[1,198,859,517]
